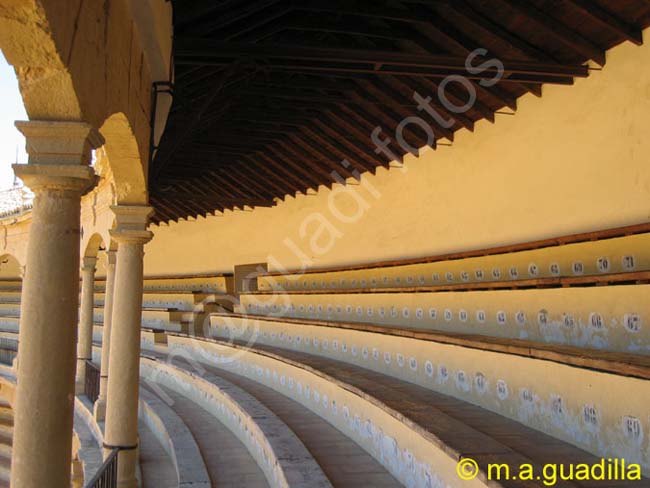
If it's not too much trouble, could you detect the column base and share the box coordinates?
[94,398,106,421]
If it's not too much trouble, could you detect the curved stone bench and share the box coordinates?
[210,313,650,380]
[239,283,650,355]
[258,229,650,291]
[0,304,20,317]
[95,291,232,314]
[164,335,504,487]
[95,274,233,294]
[93,307,185,333]
[0,317,18,334]
[0,291,21,304]
[140,356,332,488]
[92,329,167,354]
[139,387,211,487]
[170,331,650,482]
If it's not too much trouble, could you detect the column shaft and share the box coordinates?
[94,250,116,420]
[104,206,152,488]
[10,121,101,488]
[11,177,94,487]
[76,257,96,394]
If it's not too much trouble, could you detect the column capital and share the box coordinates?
[13,164,97,195]
[110,205,155,245]
[15,120,104,166]
[106,250,117,266]
[81,256,97,271]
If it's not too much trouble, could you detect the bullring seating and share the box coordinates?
[257,224,650,292]
[159,333,648,486]
[189,224,650,485]
[244,225,650,356]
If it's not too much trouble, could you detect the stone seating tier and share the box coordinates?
[239,283,650,355]
[165,333,650,486]
[258,226,650,292]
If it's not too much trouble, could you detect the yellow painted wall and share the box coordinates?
[143,35,650,275]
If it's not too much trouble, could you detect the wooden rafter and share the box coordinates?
[150,0,650,223]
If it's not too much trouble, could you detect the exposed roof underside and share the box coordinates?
[151,0,650,224]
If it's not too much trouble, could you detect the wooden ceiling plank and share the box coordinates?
[210,171,262,200]
[310,117,381,172]
[180,0,284,35]
[285,132,364,181]
[299,125,373,175]
[264,144,328,186]
[386,75,475,131]
[244,154,305,195]
[567,0,643,45]
[496,0,606,66]
[258,150,322,189]
[322,110,394,169]
[227,165,279,199]
[343,85,432,147]
[357,78,454,140]
[174,38,589,79]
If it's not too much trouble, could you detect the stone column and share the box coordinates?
[10,121,102,488]
[94,249,116,420]
[75,255,97,394]
[103,205,153,488]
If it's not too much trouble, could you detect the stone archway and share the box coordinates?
[0,254,21,280]
[99,113,149,205]
[0,0,170,205]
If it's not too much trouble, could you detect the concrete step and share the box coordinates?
[138,420,178,488]
[197,361,400,487]
[167,334,649,487]
[139,387,210,487]
[140,355,332,487]
[142,385,268,488]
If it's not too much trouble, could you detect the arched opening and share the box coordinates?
[98,113,149,206]
[0,254,21,280]
[0,2,151,207]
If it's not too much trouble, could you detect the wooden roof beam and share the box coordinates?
[567,0,643,46]
[384,76,475,131]
[209,170,266,201]
[154,188,274,208]
[310,117,383,172]
[243,154,306,195]
[355,78,454,140]
[226,165,281,200]
[265,144,330,186]
[177,0,284,33]
[496,0,606,66]
[284,134,359,182]
[174,38,589,81]
[298,125,375,175]
[256,150,321,190]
